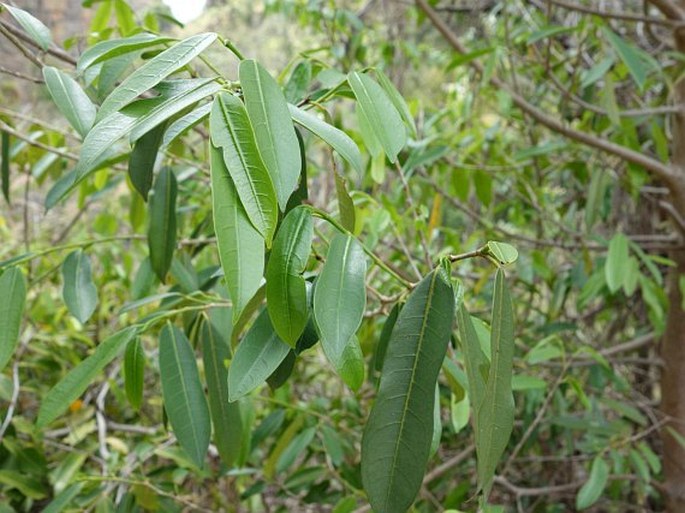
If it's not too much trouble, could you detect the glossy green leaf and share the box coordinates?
[37,326,138,428]
[240,59,301,210]
[1,132,8,203]
[456,304,487,412]
[209,145,264,323]
[267,350,296,390]
[128,123,165,201]
[605,233,629,293]
[576,456,609,510]
[373,303,400,372]
[477,269,515,499]
[96,32,217,121]
[123,337,145,410]
[61,250,98,324]
[148,168,177,282]
[210,92,278,244]
[201,319,242,467]
[77,33,175,72]
[159,323,211,469]
[266,206,313,345]
[2,4,51,50]
[285,128,308,213]
[0,267,26,372]
[313,234,367,390]
[361,269,455,513]
[486,241,518,265]
[228,308,290,402]
[288,104,363,175]
[42,66,96,138]
[335,173,356,232]
[162,102,211,149]
[375,69,416,137]
[348,71,406,163]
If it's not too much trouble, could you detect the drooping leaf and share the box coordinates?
[209,145,264,323]
[36,327,138,428]
[348,71,406,163]
[602,27,658,92]
[0,267,26,372]
[210,92,278,245]
[265,206,313,346]
[123,337,145,410]
[605,233,629,293]
[288,104,363,175]
[576,456,609,510]
[61,250,98,324]
[148,167,177,282]
[1,131,8,203]
[267,350,296,390]
[313,234,367,391]
[457,304,487,412]
[77,32,175,72]
[361,269,455,513]
[162,102,211,149]
[2,4,52,50]
[284,128,308,213]
[96,32,217,121]
[128,123,165,201]
[335,173,356,232]
[42,67,97,138]
[374,69,416,137]
[113,0,136,35]
[201,319,242,467]
[228,309,290,402]
[159,323,211,469]
[477,269,515,499]
[240,59,301,210]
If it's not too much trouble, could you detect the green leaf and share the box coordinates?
[622,256,640,296]
[201,319,242,467]
[162,102,211,149]
[335,172,356,232]
[61,250,98,324]
[476,268,515,499]
[457,304,487,414]
[42,66,96,138]
[283,60,312,103]
[313,234,367,391]
[240,59,302,210]
[603,27,658,92]
[2,4,52,50]
[605,233,629,293]
[0,267,26,372]
[209,145,264,323]
[42,483,84,513]
[266,206,313,345]
[228,308,290,402]
[210,92,278,245]
[159,323,211,469]
[276,426,316,473]
[0,469,46,499]
[123,337,145,411]
[113,0,136,35]
[576,456,609,510]
[348,71,406,163]
[148,167,177,282]
[96,32,217,121]
[288,104,363,176]
[37,326,138,428]
[1,131,8,203]
[374,69,416,137]
[77,32,175,72]
[128,123,165,201]
[486,241,518,265]
[361,270,455,513]
[373,303,400,373]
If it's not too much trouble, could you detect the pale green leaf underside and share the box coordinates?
[42,66,96,138]
[77,32,175,73]
[0,267,26,373]
[61,249,98,324]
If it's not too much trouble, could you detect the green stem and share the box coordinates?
[222,38,245,61]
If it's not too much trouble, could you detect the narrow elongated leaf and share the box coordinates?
[61,250,98,324]
[240,59,301,210]
[361,270,454,513]
[42,482,84,513]
[576,456,609,510]
[313,234,367,390]
[210,92,278,244]
[605,233,629,293]
[288,104,363,175]
[348,71,406,163]
[77,32,175,72]
[266,206,313,345]
[123,337,145,410]
[201,320,242,467]
[603,28,657,92]
[1,132,10,203]
[96,32,217,121]
[285,128,308,213]
[36,327,138,428]
[148,168,177,282]
[457,304,487,413]
[159,323,211,469]
[334,173,356,232]
[209,145,264,322]
[42,67,96,138]
[373,303,400,373]
[476,269,515,499]
[2,4,51,50]
[284,60,312,103]
[128,123,165,200]
[228,309,290,402]
[162,102,211,149]
[0,267,26,372]
[375,69,416,137]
